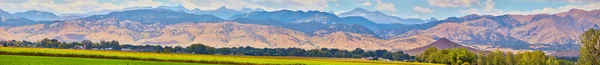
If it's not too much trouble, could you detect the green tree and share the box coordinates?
[58,42,68,49]
[461,62,470,65]
[476,53,485,65]
[417,47,476,64]
[417,47,438,62]
[504,52,516,65]
[545,56,559,65]
[81,40,93,49]
[531,50,547,65]
[12,40,22,47]
[185,43,215,54]
[578,28,600,65]
[164,46,173,53]
[352,48,364,54]
[39,38,50,47]
[109,40,120,50]
[391,51,408,61]
[487,50,506,65]
[1,41,7,47]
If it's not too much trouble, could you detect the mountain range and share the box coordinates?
[338,8,432,25]
[57,6,250,21]
[0,10,60,21]
[1,7,598,54]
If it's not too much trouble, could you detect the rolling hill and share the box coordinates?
[404,38,484,55]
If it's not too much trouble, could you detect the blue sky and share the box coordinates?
[0,0,599,20]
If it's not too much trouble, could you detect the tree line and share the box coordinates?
[0,38,412,61]
[0,38,119,50]
[416,47,574,65]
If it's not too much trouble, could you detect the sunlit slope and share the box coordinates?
[0,21,432,51]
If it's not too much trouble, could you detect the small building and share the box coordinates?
[362,57,376,60]
[377,58,392,62]
[72,45,84,49]
[121,48,132,51]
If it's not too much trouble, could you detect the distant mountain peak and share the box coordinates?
[464,14,481,17]
[214,6,237,12]
[0,9,9,15]
[12,10,59,21]
[156,5,188,12]
[593,24,600,29]
[192,8,201,11]
[373,11,385,15]
[218,6,228,10]
[436,38,451,42]
[157,5,185,8]
[176,5,185,8]
[82,9,223,24]
[339,8,426,24]
[349,8,385,14]
[427,17,438,22]
[23,10,45,13]
[427,38,460,47]
[240,7,252,10]
[568,8,586,12]
[240,7,265,13]
[351,8,369,12]
[404,38,484,55]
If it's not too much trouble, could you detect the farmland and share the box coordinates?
[0,47,440,65]
[0,55,220,65]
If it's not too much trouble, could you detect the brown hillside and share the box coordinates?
[551,50,580,57]
[404,38,483,55]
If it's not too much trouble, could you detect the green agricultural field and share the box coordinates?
[0,47,440,65]
[0,55,221,65]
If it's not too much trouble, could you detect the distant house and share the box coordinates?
[362,57,376,60]
[92,48,112,50]
[377,58,392,62]
[121,48,132,51]
[72,45,84,49]
[93,48,113,50]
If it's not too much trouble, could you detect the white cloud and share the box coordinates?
[413,6,433,13]
[356,2,372,6]
[375,0,397,12]
[427,0,479,8]
[505,1,600,15]
[459,0,503,15]
[565,0,600,3]
[512,0,599,3]
[462,0,600,15]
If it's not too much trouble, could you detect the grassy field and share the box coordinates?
[0,47,440,65]
[0,55,221,65]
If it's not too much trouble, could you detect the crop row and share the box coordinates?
[0,51,305,65]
